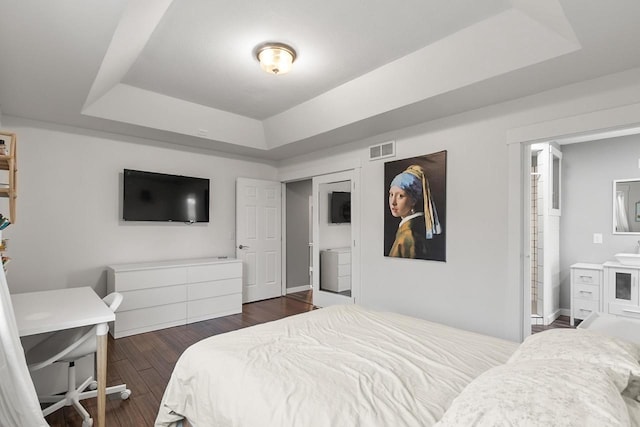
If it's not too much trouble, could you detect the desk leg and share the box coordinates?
[96,326,108,427]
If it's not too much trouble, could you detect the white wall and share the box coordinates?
[279,67,640,341]
[0,118,277,295]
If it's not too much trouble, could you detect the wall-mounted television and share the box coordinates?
[330,191,351,224]
[123,169,210,223]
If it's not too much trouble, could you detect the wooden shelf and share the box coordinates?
[0,131,17,224]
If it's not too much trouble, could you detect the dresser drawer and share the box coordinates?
[188,278,241,300]
[113,267,187,292]
[337,263,351,277]
[114,302,187,338]
[321,274,351,292]
[573,299,599,320]
[119,285,187,311]
[573,283,599,301]
[572,269,601,285]
[188,262,242,283]
[337,251,351,265]
[187,293,242,323]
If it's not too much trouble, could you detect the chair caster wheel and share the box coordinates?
[82,419,93,427]
[88,381,98,391]
[121,389,132,400]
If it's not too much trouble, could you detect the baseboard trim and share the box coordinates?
[559,308,570,317]
[545,309,561,326]
[286,285,311,294]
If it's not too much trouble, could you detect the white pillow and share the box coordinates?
[436,359,630,427]
[508,328,640,391]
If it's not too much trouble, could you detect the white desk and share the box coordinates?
[12,287,115,427]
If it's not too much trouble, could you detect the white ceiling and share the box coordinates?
[1,0,640,161]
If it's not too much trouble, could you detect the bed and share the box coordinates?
[155,304,640,427]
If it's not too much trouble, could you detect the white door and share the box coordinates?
[236,178,282,303]
[312,169,360,307]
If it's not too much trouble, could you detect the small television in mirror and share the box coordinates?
[330,191,351,224]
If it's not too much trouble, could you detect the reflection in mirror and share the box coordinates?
[613,179,640,234]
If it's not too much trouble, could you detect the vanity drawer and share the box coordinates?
[572,269,601,285]
[573,299,599,320]
[573,283,599,301]
[609,302,640,319]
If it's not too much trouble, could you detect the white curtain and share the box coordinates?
[0,267,48,426]
[616,191,630,232]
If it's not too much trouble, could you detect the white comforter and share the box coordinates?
[155,304,517,427]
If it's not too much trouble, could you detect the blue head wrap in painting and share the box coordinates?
[390,171,422,204]
[390,165,441,239]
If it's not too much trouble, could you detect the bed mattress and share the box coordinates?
[156,304,517,427]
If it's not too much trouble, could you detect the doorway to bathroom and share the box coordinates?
[526,142,562,331]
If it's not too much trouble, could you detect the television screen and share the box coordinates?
[123,169,210,223]
[330,191,351,224]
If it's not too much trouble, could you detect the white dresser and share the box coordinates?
[569,263,603,326]
[107,257,242,338]
[320,247,351,292]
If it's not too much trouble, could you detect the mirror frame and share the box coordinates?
[613,178,640,235]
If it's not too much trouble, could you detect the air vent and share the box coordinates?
[368,141,395,161]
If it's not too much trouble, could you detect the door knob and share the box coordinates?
[238,244,250,249]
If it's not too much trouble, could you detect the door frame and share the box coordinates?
[507,102,640,342]
[311,169,360,307]
[280,182,314,296]
[279,157,362,303]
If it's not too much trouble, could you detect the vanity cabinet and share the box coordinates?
[570,263,603,326]
[604,262,640,319]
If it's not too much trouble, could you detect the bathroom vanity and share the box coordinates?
[569,263,603,326]
[571,261,640,325]
[604,261,640,319]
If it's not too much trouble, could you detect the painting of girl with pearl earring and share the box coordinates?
[384,150,446,261]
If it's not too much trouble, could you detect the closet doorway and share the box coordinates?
[284,180,313,296]
[281,164,361,308]
[524,143,562,333]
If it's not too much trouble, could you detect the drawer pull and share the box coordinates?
[579,275,593,279]
[622,308,640,314]
[579,290,593,294]
[579,309,592,313]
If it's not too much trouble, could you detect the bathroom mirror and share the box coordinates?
[613,178,640,234]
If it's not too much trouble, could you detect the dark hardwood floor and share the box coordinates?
[284,288,313,304]
[45,295,315,427]
[531,315,575,334]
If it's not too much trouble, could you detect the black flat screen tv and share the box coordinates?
[330,191,351,224]
[123,169,210,223]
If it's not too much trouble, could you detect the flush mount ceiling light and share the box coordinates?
[255,42,297,75]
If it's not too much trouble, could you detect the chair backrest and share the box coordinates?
[26,292,124,371]
[103,292,123,312]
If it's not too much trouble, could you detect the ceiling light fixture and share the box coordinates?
[255,42,297,75]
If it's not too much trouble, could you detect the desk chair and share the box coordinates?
[25,292,131,427]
